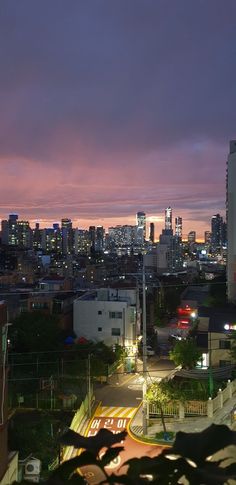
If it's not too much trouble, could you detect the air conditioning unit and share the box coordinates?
[25,459,41,476]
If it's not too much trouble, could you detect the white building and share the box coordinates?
[227,140,236,302]
[73,287,140,348]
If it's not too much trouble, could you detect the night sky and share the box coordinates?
[1,0,236,239]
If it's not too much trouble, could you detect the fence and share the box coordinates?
[49,390,94,470]
[149,379,236,420]
[8,374,88,411]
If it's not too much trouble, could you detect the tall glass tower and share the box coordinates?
[136,211,146,243]
[165,207,172,231]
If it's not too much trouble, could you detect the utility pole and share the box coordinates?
[142,259,148,435]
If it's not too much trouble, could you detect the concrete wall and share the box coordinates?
[73,298,135,347]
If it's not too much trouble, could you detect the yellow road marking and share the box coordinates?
[94,406,136,418]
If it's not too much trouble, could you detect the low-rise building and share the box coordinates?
[73,285,140,348]
[197,307,236,369]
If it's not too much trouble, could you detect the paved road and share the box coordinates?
[80,405,165,484]
[94,358,175,404]
[78,357,175,483]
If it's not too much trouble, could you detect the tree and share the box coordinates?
[10,311,62,352]
[146,381,175,433]
[169,338,202,370]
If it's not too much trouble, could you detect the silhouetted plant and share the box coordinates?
[18,424,236,484]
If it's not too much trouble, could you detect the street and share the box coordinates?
[80,405,165,484]
[78,357,174,484]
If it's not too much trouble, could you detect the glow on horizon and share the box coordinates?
[0,213,211,242]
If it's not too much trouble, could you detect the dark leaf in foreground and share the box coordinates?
[47,453,97,484]
[100,446,124,467]
[172,424,236,464]
[60,428,127,454]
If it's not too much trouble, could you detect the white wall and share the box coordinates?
[73,297,135,347]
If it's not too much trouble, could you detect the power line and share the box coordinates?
[0,279,227,297]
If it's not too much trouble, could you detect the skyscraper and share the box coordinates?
[136,211,146,244]
[211,214,223,247]
[149,222,154,243]
[95,226,104,252]
[61,218,73,254]
[204,231,211,244]
[188,231,196,243]
[175,217,182,239]
[8,214,18,246]
[165,207,172,231]
[227,140,236,302]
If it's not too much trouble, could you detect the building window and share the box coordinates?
[111,328,121,336]
[98,310,102,315]
[109,311,122,319]
[98,327,102,332]
[219,339,231,349]
[219,360,232,367]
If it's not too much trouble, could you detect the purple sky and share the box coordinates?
[0,0,236,239]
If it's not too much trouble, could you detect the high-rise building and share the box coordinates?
[41,227,62,254]
[227,140,236,302]
[175,217,182,239]
[149,222,154,243]
[1,215,31,248]
[165,207,172,231]
[211,214,223,247]
[33,222,42,250]
[136,211,146,244]
[17,220,32,248]
[158,228,183,272]
[88,226,96,252]
[74,229,90,255]
[95,226,104,252]
[1,220,9,245]
[108,225,136,248]
[8,214,18,246]
[61,218,73,254]
[222,221,227,247]
[188,231,196,243]
[204,231,211,244]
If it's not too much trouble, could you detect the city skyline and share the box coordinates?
[0,208,225,242]
[0,1,235,236]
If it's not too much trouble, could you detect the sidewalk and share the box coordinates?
[130,393,236,439]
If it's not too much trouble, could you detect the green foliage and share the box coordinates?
[74,341,117,365]
[10,311,62,352]
[146,380,186,404]
[31,423,236,484]
[169,338,202,370]
[204,274,227,307]
[8,411,71,468]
